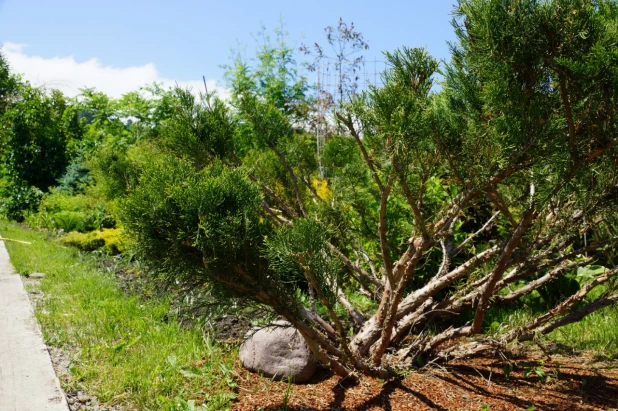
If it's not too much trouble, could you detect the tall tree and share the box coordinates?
[0,50,19,115]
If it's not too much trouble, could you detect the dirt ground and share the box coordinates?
[233,350,618,411]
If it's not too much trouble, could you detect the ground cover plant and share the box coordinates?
[0,222,237,410]
[120,0,618,379]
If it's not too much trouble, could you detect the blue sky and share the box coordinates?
[0,0,459,97]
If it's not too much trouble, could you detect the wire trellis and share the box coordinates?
[313,59,387,106]
[310,59,387,177]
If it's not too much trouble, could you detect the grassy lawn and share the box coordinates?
[0,221,237,410]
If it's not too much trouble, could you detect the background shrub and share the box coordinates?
[0,182,43,221]
[57,228,128,254]
[30,191,115,232]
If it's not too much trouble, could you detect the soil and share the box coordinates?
[211,315,253,342]
[233,351,618,410]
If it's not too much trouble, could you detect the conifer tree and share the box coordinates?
[122,1,618,377]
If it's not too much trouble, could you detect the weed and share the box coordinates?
[280,376,294,410]
[503,363,513,380]
[522,361,548,383]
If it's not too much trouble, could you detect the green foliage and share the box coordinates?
[522,361,548,383]
[75,88,131,148]
[550,303,618,358]
[0,49,19,114]
[121,155,281,300]
[29,191,114,232]
[538,273,581,307]
[87,140,158,201]
[52,211,88,232]
[442,0,618,200]
[85,86,233,204]
[58,230,106,251]
[576,264,609,284]
[58,228,129,254]
[265,219,345,305]
[37,191,96,214]
[225,24,309,118]
[98,227,130,254]
[1,87,72,191]
[157,88,236,168]
[0,181,43,221]
[56,155,92,194]
[4,3,618,377]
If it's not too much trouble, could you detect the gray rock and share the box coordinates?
[239,320,316,383]
[29,272,45,279]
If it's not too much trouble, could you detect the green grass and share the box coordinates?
[549,307,618,357]
[0,221,237,410]
[484,291,618,359]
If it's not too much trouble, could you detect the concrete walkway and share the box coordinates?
[0,237,69,411]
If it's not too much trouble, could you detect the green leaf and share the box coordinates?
[576,265,607,283]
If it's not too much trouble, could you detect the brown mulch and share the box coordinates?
[233,351,618,410]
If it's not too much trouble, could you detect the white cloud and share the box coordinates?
[1,42,226,99]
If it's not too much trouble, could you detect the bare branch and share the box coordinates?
[505,266,618,342]
[379,173,396,284]
[328,243,382,289]
[487,189,517,228]
[249,173,298,219]
[494,257,595,305]
[519,293,618,341]
[394,159,429,237]
[452,211,500,256]
[557,72,578,156]
[472,210,536,333]
[261,202,290,226]
[337,289,366,327]
[396,245,500,320]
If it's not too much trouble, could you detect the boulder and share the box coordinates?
[239,320,316,383]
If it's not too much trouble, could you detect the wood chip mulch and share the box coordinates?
[232,351,618,410]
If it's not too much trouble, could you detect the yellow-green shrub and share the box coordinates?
[58,231,105,251]
[57,228,130,254]
[99,228,131,254]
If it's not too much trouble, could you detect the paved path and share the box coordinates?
[0,237,69,411]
